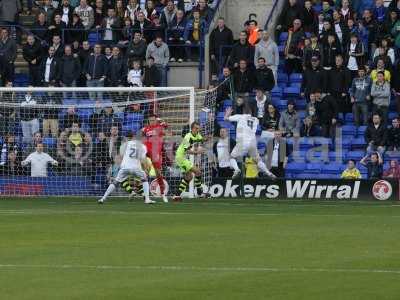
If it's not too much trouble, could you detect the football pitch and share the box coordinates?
[1,197,400,300]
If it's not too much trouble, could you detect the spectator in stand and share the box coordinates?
[254,30,279,81]
[84,43,108,100]
[65,145,92,176]
[321,34,342,71]
[275,0,303,41]
[373,0,387,24]
[59,45,81,95]
[0,134,22,166]
[1,151,25,176]
[254,57,275,93]
[119,17,133,46]
[143,0,157,22]
[319,19,338,47]
[365,112,387,155]
[101,8,121,44]
[302,0,316,33]
[300,116,320,137]
[383,159,400,179]
[251,88,270,123]
[262,104,280,131]
[209,17,233,76]
[387,117,400,151]
[0,82,15,135]
[184,9,207,60]
[41,90,61,137]
[92,131,111,175]
[373,39,395,68]
[371,58,391,83]
[75,0,94,30]
[150,14,166,43]
[160,0,177,28]
[212,127,236,177]
[66,122,85,150]
[38,0,55,24]
[93,0,106,28]
[143,56,160,86]
[90,104,121,135]
[132,11,152,41]
[284,19,305,75]
[392,11,400,48]
[50,35,64,59]
[327,55,351,121]
[168,9,186,63]
[305,92,318,123]
[23,131,46,157]
[0,28,17,83]
[360,151,383,179]
[48,13,67,41]
[104,46,113,60]
[320,1,333,19]
[40,46,59,86]
[362,9,378,54]
[350,66,371,131]
[301,55,325,99]
[67,14,85,44]
[233,59,255,94]
[21,143,58,177]
[56,0,74,26]
[107,46,127,87]
[23,34,43,87]
[61,106,81,131]
[127,31,147,64]
[228,31,253,69]
[371,71,390,125]
[146,36,169,86]
[341,159,362,179]
[32,13,49,42]
[19,89,40,144]
[279,100,300,137]
[196,0,213,23]
[247,20,260,46]
[315,92,338,138]
[265,131,290,178]
[302,34,322,70]
[346,34,365,79]
[127,60,143,87]
[78,40,91,86]
[339,0,354,24]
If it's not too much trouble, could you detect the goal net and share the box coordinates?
[0,86,219,198]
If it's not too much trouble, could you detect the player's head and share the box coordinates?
[126,131,136,140]
[191,121,201,135]
[243,104,253,115]
[219,127,228,138]
[148,114,158,125]
[36,143,44,153]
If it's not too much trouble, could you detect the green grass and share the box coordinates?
[1,197,400,299]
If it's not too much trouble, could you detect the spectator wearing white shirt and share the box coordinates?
[40,47,59,86]
[21,143,58,177]
[265,131,291,178]
[212,128,237,177]
[127,60,143,87]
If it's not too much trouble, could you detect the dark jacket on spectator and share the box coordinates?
[326,65,351,94]
[0,37,17,63]
[168,16,186,39]
[233,67,255,93]
[48,21,67,40]
[262,110,281,131]
[132,19,153,41]
[22,40,43,66]
[315,95,338,124]
[255,66,275,92]
[32,20,49,42]
[107,56,128,86]
[67,19,85,43]
[61,113,82,130]
[41,91,61,119]
[58,54,81,84]
[40,55,59,84]
[300,121,319,137]
[321,40,342,69]
[143,64,161,86]
[277,2,303,30]
[126,39,147,62]
[365,123,388,146]
[84,54,108,79]
[388,126,400,149]
[209,25,234,57]
[302,66,326,95]
[229,41,254,67]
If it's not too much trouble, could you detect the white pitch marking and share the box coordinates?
[0,264,399,275]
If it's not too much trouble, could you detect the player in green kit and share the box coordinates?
[172,121,210,201]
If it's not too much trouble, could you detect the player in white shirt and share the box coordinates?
[225,106,276,179]
[21,143,58,177]
[98,132,155,204]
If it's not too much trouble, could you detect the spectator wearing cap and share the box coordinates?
[371,71,390,125]
[302,34,322,70]
[228,31,254,69]
[84,44,108,100]
[301,56,325,99]
[146,36,169,86]
[350,67,371,131]
[346,34,366,80]
[254,30,279,81]
[254,57,275,93]
[101,8,121,44]
[107,46,127,87]
[209,17,234,76]
[284,19,305,75]
[275,0,303,41]
[127,31,147,64]
[167,9,187,63]
[365,113,387,155]
[387,117,400,151]
[279,100,300,137]
[326,55,351,121]
[341,159,362,179]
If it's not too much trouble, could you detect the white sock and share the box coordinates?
[257,160,268,174]
[142,181,150,199]
[230,158,240,172]
[102,183,116,201]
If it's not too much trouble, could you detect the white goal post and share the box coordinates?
[0,86,218,198]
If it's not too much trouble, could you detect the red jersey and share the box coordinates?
[142,122,168,168]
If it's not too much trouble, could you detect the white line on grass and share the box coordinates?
[0,209,399,218]
[0,264,400,275]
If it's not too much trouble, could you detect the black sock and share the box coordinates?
[178,178,189,194]
[195,176,203,195]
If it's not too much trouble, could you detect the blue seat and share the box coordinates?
[283,86,300,99]
[218,121,234,130]
[296,99,306,110]
[306,163,322,173]
[298,137,315,150]
[288,150,306,162]
[358,126,367,136]
[122,122,142,134]
[340,139,351,150]
[385,151,400,160]
[271,86,283,98]
[322,163,345,174]
[351,137,366,150]
[279,32,288,44]
[345,113,354,124]
[88,32,100,46]
[77,109,93,122]
[223,99,233,109]
[124,113,144,123]
[289,73,302,83]
[389,112,398,121]
[257,142,266,155]
[277,99,288,110]
[277,73,288,86]
[346,150,365,161]
[286,162,307,174]
[43,137,57,148]
[199,111,208,125]
[63,98,78,106]
[341,125,356,136]
[297,110,306,119]
[307,151,329,162]
[278,45,285,56]
[329,150,347,162]
[289,82,302,88]
[217,111,225,122]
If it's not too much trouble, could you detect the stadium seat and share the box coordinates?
[297,110,306,119]
[278,45,285,56]
[125,113,144,123]
[288,150,306,162]
[345,113,354,124]
[122,122,142,134]
[341,125,356,136]
[308,150,329,162]
[63,99,78,106]
[277,99,288,111]
[271,86,283,98]
[277,73,288,87]
[339,139,351,150]
[88,32,100,46]
[283,86,300,99]
[296,99,306,110]
[389,111,398,121]
[286,162,307,174]
[385,151,400,160]
[77,109,93,122]
[322,163,345,174]
[223,99,233,110]
[346,150,365,161]
[199,111,208,125]
[306,163,322,173]
[289,73,302,83]
[217,111,225,122]
[350,137,366,150]
[218,121,234,130]
[279,32,288,44]
[298,137,315,150]
[329,150,347,162]
[358,126,367,136]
